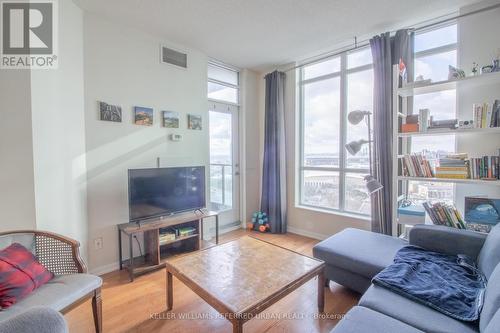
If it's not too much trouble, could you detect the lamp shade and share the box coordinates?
[345,139,369,155]
[364,175,383,194]
[348,110,372,125]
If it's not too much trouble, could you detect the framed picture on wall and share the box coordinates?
[134,106,154,126]
[187,114,202,130]
[162,111,179,128]
[99,101,122,122]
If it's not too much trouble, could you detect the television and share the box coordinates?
[128,166,205,222]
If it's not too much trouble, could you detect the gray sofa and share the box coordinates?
[313,223,500,333]
[0,307,68,333]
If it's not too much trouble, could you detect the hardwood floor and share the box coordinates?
[66,229,359,333]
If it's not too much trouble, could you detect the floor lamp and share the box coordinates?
[345,110,383,194]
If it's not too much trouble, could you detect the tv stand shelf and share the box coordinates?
[117,210,219,281]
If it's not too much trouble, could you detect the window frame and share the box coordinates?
[207,62,240,106]
[298,47,373,216]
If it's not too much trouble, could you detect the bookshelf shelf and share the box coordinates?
[398,126,500,137]
[397,176,500,186]
[159,233,199,246]
[397,71,500,97]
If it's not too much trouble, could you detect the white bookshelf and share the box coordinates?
[391,65,500,236]
[398,126,500,137]
[397,71,500,97]
[397,176,500,186]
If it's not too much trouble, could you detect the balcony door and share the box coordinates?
[209,102,240,229]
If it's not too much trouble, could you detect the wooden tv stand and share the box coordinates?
[117,210,219,281]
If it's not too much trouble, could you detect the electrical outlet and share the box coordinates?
[94,237,103,250]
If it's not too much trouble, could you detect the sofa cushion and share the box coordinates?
[0,243,54,308]
[484,309,500,333]
[480,264,500,332]
[0,307,68,333]
[359,284,478,333]
[0,274,102,322]
[331,306,424,333]
[313,228,406,279]
[478,224,500,279]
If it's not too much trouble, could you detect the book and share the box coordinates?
[423,202,465,229]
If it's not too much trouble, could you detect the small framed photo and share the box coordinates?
[187,114,202,130]
[162,111,179,128]
[99,101,122,122]
[134,106,154,126]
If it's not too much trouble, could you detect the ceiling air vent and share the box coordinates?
[161,46,187,68]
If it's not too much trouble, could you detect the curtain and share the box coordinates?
[261,71,287,234]
[370,29,414,235]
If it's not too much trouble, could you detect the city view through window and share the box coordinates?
[298,23,458,216]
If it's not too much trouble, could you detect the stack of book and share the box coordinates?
[473,100,500,128]
[400,154,434,177]
[422,202,466,229]
[159,231,176,244]
[435,153,469,179]
[469,156,500,179]
[176,226,197,237]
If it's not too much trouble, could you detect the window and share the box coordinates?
[208,62,239,211]
[408,23,457,205]
[298,47,373,216]
[208,63,239,104]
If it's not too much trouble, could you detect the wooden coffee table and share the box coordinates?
[165,236,325,333]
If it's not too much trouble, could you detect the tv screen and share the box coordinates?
[128,166,205,222]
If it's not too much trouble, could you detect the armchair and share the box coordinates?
[0,230,102,333]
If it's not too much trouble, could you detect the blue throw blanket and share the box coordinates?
[372,246,486,321]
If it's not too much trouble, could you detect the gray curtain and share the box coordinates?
[370,30,414,235]
[261,71,287,234]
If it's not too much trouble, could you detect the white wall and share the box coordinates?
[30,0,88,260]
[0,71,37,230]
[240,69,262,223]
[83,14,209,272]
[456,0,500,213]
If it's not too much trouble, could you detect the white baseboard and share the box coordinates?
[287,226,329,240]
[90,262,120,276]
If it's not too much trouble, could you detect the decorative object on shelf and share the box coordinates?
[422,202,466,229]
[418,109,429,132]
[492,59,499,72]
[448,65,466,80]
[472,62,479,76]
[458,120,474,129]
[398,204,425,225]
[398,58,407,80]
[412,75,432,86]
[99,101,122,122]
[345,110,383,194]
[401,114,419,133]
[481,65,493,74]
[134,106,153,126]
[162,111,179,128]
[187,114,202,130]
[428,117,458,130]
[464,197,500,233]
[250,212,269,232]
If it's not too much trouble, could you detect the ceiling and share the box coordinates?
[74,0,482,72]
